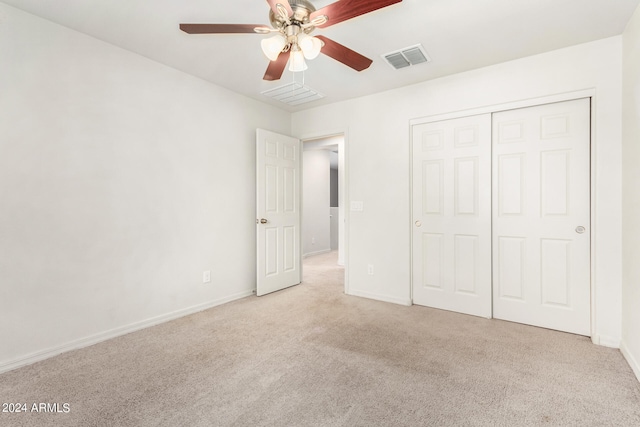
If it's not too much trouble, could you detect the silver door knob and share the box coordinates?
[259,218,268,224]
[415,220,422,227]
[575,226,586,234]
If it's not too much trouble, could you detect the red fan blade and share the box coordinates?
[266,0,294,18]
[310,0,402,28]
[316,35,372,71]
[263,51,291,81]
[179,24,265,34]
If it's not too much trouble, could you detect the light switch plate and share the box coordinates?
[350,201,364,212]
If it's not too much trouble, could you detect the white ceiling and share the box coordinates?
[3,0,639,112]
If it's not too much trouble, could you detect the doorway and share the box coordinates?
[302,134,347,291]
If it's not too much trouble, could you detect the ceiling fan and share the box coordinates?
[180,0,402,81]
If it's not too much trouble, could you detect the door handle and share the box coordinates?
[258,218,268,224]
[575,226,586,234]
[415,220,422,227]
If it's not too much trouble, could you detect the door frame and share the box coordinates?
[409,89,596,338]
[299,129,350,294]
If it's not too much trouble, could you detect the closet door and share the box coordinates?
[492,98,591,335]
[412,114,492,318]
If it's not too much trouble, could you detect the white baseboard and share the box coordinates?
[620,341,640,383]
[0,290,253,374]
[592,334,621,348]
[348,289,412,306]
[303,249,331,258]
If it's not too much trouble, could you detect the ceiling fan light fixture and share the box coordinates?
[261,33,287,61]
[180,0,403,82]
[297,33,322,60]
[289,48,308,72]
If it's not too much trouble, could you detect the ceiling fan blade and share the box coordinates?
[179,24,265,34]
[263,51,291,81]
[316,35,372,72]
[310,0,402,28]
[266,0,294,18]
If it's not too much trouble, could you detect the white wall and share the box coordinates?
[621,4,640,380]
[0,4,290,372]
[302,149,331,256]
[292,37,624,344]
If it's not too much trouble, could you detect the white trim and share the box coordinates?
[348,289,412,306]
[591,334,621,348]
[407,116,414,304]
[409,89,596,126]
[620,341,640,383]
[344,128,350,293]
[303,249,331,258]
[0,291,253,374]
[589,96,598,345]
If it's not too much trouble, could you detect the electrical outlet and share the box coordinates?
[203,270,211,284]
[367,264,374,275]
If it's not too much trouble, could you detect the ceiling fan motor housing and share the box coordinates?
[269,0,317,33]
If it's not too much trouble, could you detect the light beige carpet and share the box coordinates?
[1,251,639,426]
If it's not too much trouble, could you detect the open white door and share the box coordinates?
[256,129,301,296]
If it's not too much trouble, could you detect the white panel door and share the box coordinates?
[412,114,492,318]
[256,129,301,296]
[492,98,591,335]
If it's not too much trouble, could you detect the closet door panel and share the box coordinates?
[412,114,492,318]
[492,98,591,336]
